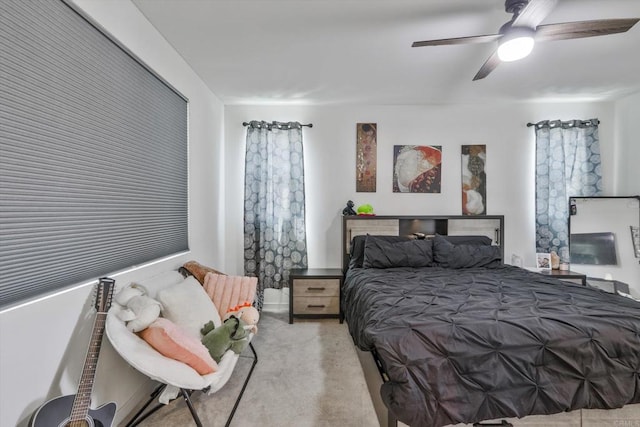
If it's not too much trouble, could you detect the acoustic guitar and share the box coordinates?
[30,277,117,427]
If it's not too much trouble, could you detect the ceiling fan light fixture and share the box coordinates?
[497,27,535,62]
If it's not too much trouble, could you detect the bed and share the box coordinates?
[341,216,640,427]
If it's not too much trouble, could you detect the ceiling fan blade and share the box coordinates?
[512,0,558,28]
[534,18,639,42]
[412,34,501,47]
[473,51,501,81]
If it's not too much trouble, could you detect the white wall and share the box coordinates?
[0,2,226,426]
[614,90,640,196]
[224,102,616,278]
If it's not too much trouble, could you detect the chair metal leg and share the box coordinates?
[125,342,258,427]
[180,388,203,427]
[225,341,258,427]
[126,384,167,427]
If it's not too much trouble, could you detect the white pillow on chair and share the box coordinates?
[157,276,222,339]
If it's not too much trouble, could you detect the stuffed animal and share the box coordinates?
[223,303,260,334]
[357,203,374,215]
[200,316,250,363]
[114,283,162,332]
[342,200,357,216]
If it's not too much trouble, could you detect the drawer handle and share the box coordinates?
[307,304,326,308]
[308,287,326,291]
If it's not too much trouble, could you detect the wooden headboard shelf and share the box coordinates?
[342,215,505,270]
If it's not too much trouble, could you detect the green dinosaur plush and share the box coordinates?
[200,316,250,363]
[357,203,374,214]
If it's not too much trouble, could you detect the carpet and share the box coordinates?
[134,312,378,426]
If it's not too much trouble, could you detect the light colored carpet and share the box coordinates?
[134,312,378,426]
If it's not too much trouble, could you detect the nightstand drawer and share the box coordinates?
[292,278,340,297]
[293,296,339,315]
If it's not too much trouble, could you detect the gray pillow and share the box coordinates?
[363,236,433,269]
[432,234,492,246]
[349,234,410,269]
[433,234,501,268]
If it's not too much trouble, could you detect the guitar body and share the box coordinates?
[30,394,116,427]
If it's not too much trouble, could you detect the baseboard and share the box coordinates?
[115,378,157,426]
[262,302,288,313]
[262,288,289,313]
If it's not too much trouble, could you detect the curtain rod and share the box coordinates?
[527,119,600,128]
[243,121,313,128]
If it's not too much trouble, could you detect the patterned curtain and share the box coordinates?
[243,121,308,311]
[535,119,602,262]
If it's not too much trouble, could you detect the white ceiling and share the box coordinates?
[132,0,640,106]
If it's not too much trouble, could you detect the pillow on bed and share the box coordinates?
[363,236,433,268]
[349,234,411,269]
[432,234,493,246]
[432,234,502,268]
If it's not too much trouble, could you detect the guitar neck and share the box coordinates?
[69,311,107,422]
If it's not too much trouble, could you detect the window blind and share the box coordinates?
[0,0,189,308]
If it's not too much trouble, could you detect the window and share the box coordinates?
[0,0,188,308]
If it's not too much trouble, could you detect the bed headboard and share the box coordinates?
[342,215,505,270]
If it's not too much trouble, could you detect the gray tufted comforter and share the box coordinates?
[342,265,640,427]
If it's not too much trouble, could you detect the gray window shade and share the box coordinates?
[0,0,189,308]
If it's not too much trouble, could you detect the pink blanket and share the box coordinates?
[203,273,257,317]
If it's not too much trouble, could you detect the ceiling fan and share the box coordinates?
[412,0,639,80]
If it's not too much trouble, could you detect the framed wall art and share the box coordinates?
[536,252,551,270]
[393,145,442,193]
[462,144,486,215]
[356,123,377,192]
[631,225,640,258]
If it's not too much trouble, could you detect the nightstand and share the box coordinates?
[531,268,587,286]
[289,268,343,324]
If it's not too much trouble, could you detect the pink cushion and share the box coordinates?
[203,273,257,317]
[138,318,218,375]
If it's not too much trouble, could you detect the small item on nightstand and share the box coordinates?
[550,251,560,270]
[511,254,523,268]
[559,262,569,271]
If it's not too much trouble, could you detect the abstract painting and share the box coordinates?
[356,123,377,192]
[393,145,442,193]
[462,144,486,215]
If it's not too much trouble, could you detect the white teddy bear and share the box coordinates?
[114,283,162,332]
